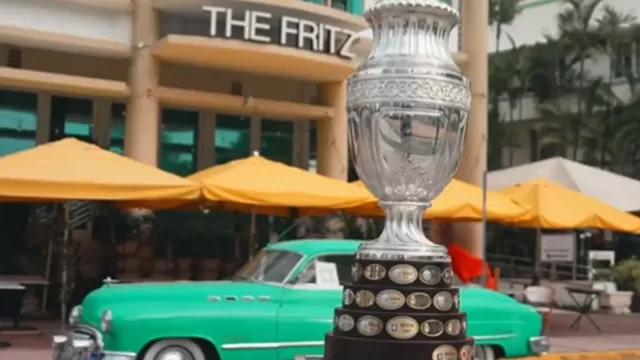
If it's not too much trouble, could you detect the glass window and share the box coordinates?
[334,0,363,15]
[50,96,93,142]
[161,108,198,176]
[109,103,126,154]
[296,254,354,285]
[0,90,37,157]
[332,0,347,11]
[260,119,294,165]
[614,42,633,78]
[233,250,303,283]
[215,114,250,164]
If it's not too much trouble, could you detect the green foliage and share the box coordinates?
[489,0,640,172]
[611,258,640,294]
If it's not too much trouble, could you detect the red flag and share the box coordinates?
[446,243,497,290]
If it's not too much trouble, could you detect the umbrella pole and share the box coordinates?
[249,209,256,260]
[535,226,541,276]
[480,170,488,287]
[42,236,53,313]
[60,204,70,330]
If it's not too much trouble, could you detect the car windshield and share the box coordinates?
[233,250,303,283]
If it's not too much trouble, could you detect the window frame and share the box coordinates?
[291,252,355,287]
[160,107,199,176]
[0,89,38,157]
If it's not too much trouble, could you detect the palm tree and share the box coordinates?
[596,6,637,168]
[488,0,523,169]
[489,0,524,53]
[609,51,640,176]
[527,35,582,159]
[556,0,604,159]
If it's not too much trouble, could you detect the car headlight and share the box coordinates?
[68,305,82,326]
[100,309,113,333]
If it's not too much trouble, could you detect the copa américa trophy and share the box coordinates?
[325,0,472,359]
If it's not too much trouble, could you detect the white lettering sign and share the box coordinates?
[202,6,357,59]
[539,233,575,263]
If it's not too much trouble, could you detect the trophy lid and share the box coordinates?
[366,0,460,24]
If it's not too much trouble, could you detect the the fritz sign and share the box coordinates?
[202,6,358,59]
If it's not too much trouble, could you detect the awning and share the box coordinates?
[0,138,200,209]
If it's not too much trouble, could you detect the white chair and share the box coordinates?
[524,285,556,334]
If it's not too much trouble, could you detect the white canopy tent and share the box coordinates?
[488,157,640,212]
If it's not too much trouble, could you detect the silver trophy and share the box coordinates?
[347,0,471,261]
[322,2,473,360]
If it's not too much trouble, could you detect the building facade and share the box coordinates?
[0,0,369,179]
[493,0,640,167]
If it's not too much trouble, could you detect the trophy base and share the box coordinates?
[324,333,475,360]
[355,241,451,263]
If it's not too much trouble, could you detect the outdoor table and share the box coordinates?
[565,284,604,332]
[0,276,47,333]
[0,281,26,348]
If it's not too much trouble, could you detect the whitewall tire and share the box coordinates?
[475,345,496,360]
[142,339,206,360]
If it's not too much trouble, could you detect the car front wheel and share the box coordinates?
[142,339,206,360]
[475,345,496,360]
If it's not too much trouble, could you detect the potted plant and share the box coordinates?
[609,258,640,313]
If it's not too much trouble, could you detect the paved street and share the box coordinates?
[3,333,640,360]
[550,335,640,353]
[3,312,640,360]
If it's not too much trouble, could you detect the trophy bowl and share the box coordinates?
[347,0,471,260]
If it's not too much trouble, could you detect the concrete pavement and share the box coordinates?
[3,333,640,359]
[550,335,640,353]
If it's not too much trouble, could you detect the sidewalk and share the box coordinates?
[3,330,640,360]
[550,335,640,352]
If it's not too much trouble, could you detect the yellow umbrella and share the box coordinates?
[498,178,640,232]
[348,179,531,222]
[188,155,371,215]
[0,138,200,209]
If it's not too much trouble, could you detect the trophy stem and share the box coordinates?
[381,201,429,245]
[355,201,450,262]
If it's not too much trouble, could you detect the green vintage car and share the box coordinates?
[53,239,549,360]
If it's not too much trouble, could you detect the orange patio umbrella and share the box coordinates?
[348,179,531,222]
[188,154,371,216]
[497,178,640,232]
[0,138,200,209]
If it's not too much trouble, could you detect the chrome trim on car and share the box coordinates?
[52,325,137,360]
[221,340,324,350]
[474,333,517,341]
[294,356,323,360]
[221,334,519,351]
[529,335,550,355]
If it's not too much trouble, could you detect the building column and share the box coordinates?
[250,116,261,154]
[124,0,159,166]
[36,93,51,145]
[316,82,348,181]
[197,110,214,170]
[453,0,489,258]
[92,98,112,148]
